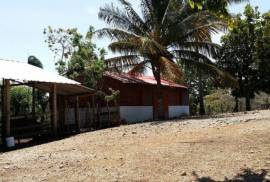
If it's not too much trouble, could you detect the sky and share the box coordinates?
[0,0,269,72]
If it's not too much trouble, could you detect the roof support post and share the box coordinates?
[51,83,58,136]
[63,97,68,127]
[75,96,80,133]
[3,79,11,138]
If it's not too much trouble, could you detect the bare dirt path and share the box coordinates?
[1,110,270,182]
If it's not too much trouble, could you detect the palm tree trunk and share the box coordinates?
[198,74,206,115]
[152,64,162,120]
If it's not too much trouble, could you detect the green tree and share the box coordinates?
[218,5,265,111]
[66,27,107,89]
[182,66,215,115]
[43,27,80,75]
[188,0,247,15]
[44,26,107,86]
[255,11,270,94]
[11,86,32,115]
[97,0,237,119]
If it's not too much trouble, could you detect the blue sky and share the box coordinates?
[0,0,269,72]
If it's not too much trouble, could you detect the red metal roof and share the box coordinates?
[104,72,187,88]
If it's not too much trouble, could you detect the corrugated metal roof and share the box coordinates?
[0,59,79,84]
[0,59,95,95]
[104,72,187,88]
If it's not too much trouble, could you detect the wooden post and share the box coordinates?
[63,97,68,130]
[3,79,11,137]
[52,84,57,136]
[1,80,4,144]
[87,102,91,129]
[75,96,80,133]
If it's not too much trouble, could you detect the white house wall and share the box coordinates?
[66,105,189,125]
[119,106,153,123]
[168,105,189,118]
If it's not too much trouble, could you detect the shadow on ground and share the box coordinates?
[0,134,76,153]
[193,169,270,182]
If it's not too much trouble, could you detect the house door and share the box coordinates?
[154,93,169,120]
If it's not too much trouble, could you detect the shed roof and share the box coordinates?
[104,72,187,88]
[0,59,95,95]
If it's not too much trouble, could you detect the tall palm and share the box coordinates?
[96,0,242,119]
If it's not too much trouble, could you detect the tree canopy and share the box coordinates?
[97,0,237,85]
[218,5,270,111]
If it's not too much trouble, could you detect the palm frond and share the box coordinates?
[173,42,221,58]
[140,0,154,25]
[165,9,227,43]
[105,55,141,70]
[98,3,144,35]
[180,21,226,42]
[173,49,214,63]
[94,28,138,40]
[179,58,238,87]
[97,0,239,86]
[108,41,139,54]
[159,56,185,83]
[118,0,150,34]
[128,60,149,75]
[109,37,171,57]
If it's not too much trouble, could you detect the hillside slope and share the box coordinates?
[1,110,270,182]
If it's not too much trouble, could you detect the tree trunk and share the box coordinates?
[153,67,163,120]
[245,95,251,111]
[233,96,239,112]
[198,74,205,115]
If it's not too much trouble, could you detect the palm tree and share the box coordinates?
[96,0,242,119]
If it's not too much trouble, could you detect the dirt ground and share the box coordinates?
[1,110,270,182]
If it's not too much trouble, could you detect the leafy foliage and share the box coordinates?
[96,0,237,86]
[204,90,270,114]
[218,5,270,111]
[43,26,81,75]
[187,0,247,16]
[65,27,107,89]
[44,26,107,89]
[182,65,214,115]
[11,86,32,115]
[254,11,270,93]
[204,89,234,114]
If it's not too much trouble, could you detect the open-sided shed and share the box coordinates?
[0,60,95,144]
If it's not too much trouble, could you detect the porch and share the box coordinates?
[0,60,95,147]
